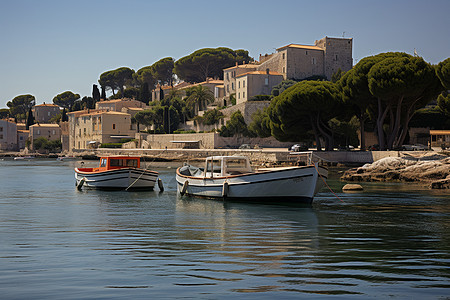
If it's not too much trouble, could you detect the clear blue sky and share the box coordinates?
[1,0,449,109]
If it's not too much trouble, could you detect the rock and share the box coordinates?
[430,176,450,189]
[340,154,450,188]
[342,184,364,191]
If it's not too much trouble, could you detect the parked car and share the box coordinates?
[239,144,251,149]
[290,144,308,152]
[402,144,427,151]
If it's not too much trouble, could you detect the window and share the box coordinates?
[282,67,286,73]
[238,81,240,88]
[265,78,269,85]
[238,93,240,99]
[110,159,123,167]
[112,124,116,130]
[37,129,41,135]
[282,53,285,59]
[226,73,229,80]
[0,127,3,132]
[231,82,234,90]
[126,159,138,167]
[243,80,245,88]
[312,57,316,65]
[335,54,338,61]
[100,158,107,167]
[48,112,50,116]
[306,51,308,55]
[227,85,229,92]
[52,130,55,135]
[0,134,3,139]
[243,92,245,98]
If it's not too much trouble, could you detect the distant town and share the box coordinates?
[1,36,449,154]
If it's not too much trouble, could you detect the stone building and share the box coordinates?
[235,70,284,104]
[0,119,18,151]
[223,63,258,99]
[29,123,62,150]
[256,36,353,80]
[32,103,61,123]
[17,129,29,150]
[67,110,136,150]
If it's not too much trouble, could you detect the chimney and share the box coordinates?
[236,62,238,67]
[266,68,270,75]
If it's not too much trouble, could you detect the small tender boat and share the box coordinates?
[75,156,159,190]
[176,152,328,204]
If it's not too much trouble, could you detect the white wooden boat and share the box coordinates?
[75,156,159,190]
[176,153,328,203]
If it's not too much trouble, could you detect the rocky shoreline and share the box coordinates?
[341,152,450,189]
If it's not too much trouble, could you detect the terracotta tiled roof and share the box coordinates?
[236,71,283,78]
[79,111,130,117]
[276,44,323,51]
[34,103,59,107]
[223,64,259,71]
[30,123,60,127]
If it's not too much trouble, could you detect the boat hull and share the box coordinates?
[176,165,328,203]
[75,168,158,190]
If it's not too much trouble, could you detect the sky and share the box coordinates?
[1,0,449,109]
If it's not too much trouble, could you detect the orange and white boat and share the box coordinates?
[75,156,159,190]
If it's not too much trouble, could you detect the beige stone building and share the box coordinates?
[235,70,284,104]
[0,119,18,151]
[32,103,61,123]
[17,130,29,150]
[67,110,136,150]
[29,123,62,150]
[256,36,353,80]
[223,63,258,99]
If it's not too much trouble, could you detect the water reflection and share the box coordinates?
[1,160,449,298]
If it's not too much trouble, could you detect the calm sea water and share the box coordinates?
[0,158,449,299]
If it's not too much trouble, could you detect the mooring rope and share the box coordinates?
[125,153,159,191]
[313,163,344,203]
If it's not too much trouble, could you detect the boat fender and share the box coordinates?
[180,180,189,196]
[157,178,164,192]
[77,177,86,190]
[222,181,229,198]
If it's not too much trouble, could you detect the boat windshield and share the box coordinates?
[100,158,107,167]
[206,159,221,174]
[226,158,247,168]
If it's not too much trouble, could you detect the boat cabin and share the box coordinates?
[93,156,141,172]
[204,156,252,178]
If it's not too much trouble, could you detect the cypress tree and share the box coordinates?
[101,85,106,100]
[139,82,150,104]
[92,84,101,104]
[26,107,35,130]
[61,108,68,122]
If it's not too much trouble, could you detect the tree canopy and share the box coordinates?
[53,91,80,110]
[99,67,134,96]
[366,53,443,149]
[219,110,253,137]
[436,57,450,89]
[174,47,253,83]
[7,94,36,119]
[267,80,342,150]
[152,57,175,85]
